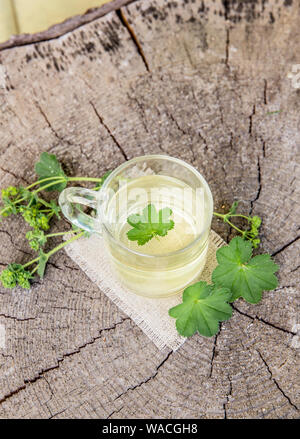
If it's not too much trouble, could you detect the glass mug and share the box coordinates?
[59,155,213,298]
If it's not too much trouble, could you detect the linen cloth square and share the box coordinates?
[64,230,225,351]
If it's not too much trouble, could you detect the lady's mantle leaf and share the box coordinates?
[212,236,279,304]
[37,251,48,279]
[127,204,174,245]
[169,281,232,337]
[35,152,67,192]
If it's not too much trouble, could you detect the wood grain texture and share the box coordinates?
[0,0,299,419]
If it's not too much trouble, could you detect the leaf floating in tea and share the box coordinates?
[127,203,174,245]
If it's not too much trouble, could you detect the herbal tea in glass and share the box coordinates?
[59,156,213,298]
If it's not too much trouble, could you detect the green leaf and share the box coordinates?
[37,251,48,279]
[49,200,61,218]
[212,236,279,304]
[127,204,174,246]
[229,201,239,215]
[169,281,232,337]
[35,152,67,192]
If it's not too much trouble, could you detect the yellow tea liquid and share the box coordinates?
[104,175,210,297]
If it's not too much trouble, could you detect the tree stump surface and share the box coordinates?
[0,0,299,419]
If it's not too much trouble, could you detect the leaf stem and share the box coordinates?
[226,214,250,221]
[37,197,52,208]
[25,176,65,190]
[30,266,39,275]
[67,177,103,183]
[23,257,40,269]
[213,212,245,234]
[46,230,74,238]
[45,232,85,259]
[213,212,225,219]
[23,232,84,273]
[225,220,244,235]
[33,181,63,193]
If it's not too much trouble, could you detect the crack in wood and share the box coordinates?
[223,376,232,419]
[225,28,230,68]
[0,166,29,185]
[166,110,196,161]
[197,129,208,153]
[182,40,196,70]
[45,277,102,301]
[0,228,32,256]
[114,350,173,400]
[232,304,297,336]
[263,79,268,105]
[256,350,299,411]
[47,261,64,271]
[290,264,300,273]
[0,318,129,406]
[248,104,256,136]
[116,8,149,71]
[262,140,266,158]
[0,313,37,322]
[167,111,187,136]
[43,376,55,410]
[249,154,261,215]
[209,327,221,378]
[271,235,300,257]
[62,262,80,271]
[90,101,128,161]
[34,102,71,146]
[48,407,67,419]
[106,406,124,419]
[127,91,149,133]
[222,0,230,21]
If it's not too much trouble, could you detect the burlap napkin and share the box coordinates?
[64,230,226,351]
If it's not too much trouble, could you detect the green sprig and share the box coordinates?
[0,152,109,290]
[0,264,33,289]
[213,201,262,248]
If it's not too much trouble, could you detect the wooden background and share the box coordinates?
[0,0,299,418]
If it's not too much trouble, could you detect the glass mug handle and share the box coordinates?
[59,187,102,234]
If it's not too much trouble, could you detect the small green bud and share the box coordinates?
[37,215,50,230]
[29,240,40,251]
[252,238,260,248]
[0,268,17,289]
[16,272,31,289]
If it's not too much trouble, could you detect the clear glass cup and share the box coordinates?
[59,155,213,298]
